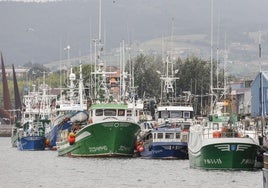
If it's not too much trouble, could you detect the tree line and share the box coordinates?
[2,54,236,116]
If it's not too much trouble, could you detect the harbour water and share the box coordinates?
[0,137,262,188]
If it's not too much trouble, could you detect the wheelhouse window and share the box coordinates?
[170,111,182,118]
[95,109,103,116]
[176,133,180,139]
[157,133,163,139]
[104,109,116,116]
[183,111,190,119]
[165,133,174,139]
[182,135,188,141]
[127,110,132,116]
[118,109,125,116]
[213,123,219,130]
[146,133,152,140]
[159,111,169,118]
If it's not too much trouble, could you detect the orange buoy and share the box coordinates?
[45,139,50,147]
[68,132,76,145]
[68,136,75,145]
[137,145,144,152]
[69,132,75,138]
[213,131,221,138]
[136,141,142,147]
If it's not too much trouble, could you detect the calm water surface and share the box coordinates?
[0,137,262,188]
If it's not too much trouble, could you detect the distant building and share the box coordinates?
[0,68,29,79]
[230,81,252,116]
[251,71,268,118]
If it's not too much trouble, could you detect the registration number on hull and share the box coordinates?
[204,158,222,165]
[203,158,255,165]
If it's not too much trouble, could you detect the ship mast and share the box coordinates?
[210,0,214,114]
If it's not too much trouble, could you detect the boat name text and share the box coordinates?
[88,146,108,152]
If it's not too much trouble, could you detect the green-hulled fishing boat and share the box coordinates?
[57,103,141,157]
[188,102,260,170]
[56,3,142,157]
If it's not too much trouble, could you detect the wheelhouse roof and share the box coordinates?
[90,103,128,110]
[157,106,193,111]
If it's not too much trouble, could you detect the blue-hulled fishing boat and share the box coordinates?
[17,119,50,150]
[137,122,189,159]
[13,74,57,150]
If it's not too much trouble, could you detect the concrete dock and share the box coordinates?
[0,124,12,137]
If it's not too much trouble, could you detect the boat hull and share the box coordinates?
[140,142,188,159]
[11,127,19,147]
[57,121,140,157]
[47,121,72,149]
[46,111,89,149]
[189,140,259,170]
[18,136,46,150]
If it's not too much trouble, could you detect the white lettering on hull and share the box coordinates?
[88,146,108,152]
[241,159,255,165]
[203,158,255,165]
[152,150,163,154]
[118,145,131,152]
[204,158,222,165]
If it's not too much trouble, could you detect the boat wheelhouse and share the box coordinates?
[156,106,194,126]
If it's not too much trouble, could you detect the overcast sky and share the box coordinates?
[1,0,268,67]
[0,0,60,2]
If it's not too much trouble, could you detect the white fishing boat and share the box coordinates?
[188,101,260,170]
[13,76,57,150]
[188,5,261,169]
[135,54,194,158]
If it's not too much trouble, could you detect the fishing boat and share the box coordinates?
[137,122,189,159]
[188,101,260,170]
[138,55,194,158]
[155,53,194,124]
[56,5,141,156]
[56,81,142,157]
[156,105,194,128]
[188,1,260,169]
[46,110,89,150]
[15,79,57,150]
[56,0,143,157]
[57,102,141,157]
[17,119,50,150]
[45,65,89,150]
